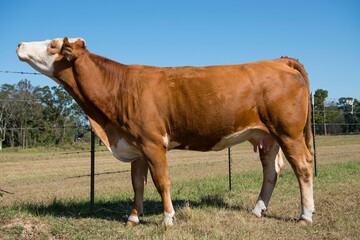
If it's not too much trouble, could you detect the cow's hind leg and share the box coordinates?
[126,157,148,226]
[279,136,314,223]
[252,143,284,217]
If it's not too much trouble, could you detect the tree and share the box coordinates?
[13,80,44,148]
[0,84,15,150]
[324,100,343,135]
[0,80,88,149]
[37,85,88,145]
[338,97,360,134]
[314,89,328,135]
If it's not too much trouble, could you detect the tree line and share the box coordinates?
[0,81,359,150]
[313,89,360,135]
[0,79,89,150]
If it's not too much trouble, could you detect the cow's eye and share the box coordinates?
[48,41,60,54]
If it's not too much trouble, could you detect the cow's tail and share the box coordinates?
[278,57,314,156]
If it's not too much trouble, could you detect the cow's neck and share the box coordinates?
[56,56,135,149]
[71,52,142,138]
[56,66,108,125]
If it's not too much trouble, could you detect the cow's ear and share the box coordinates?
[75,39,86,49]
[62,37,74,62]
[62,37,87,62]
[63,37,70,45]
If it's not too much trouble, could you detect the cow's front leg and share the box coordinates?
[142,143,175,227]
[126,157,148,226]
[252,144,284,217]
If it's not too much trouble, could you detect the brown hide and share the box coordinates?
[54,39,310,154]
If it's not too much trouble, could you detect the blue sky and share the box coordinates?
[0,0,359,100]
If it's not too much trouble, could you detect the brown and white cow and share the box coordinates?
[17,37,314,226]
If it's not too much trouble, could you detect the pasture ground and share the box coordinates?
[0,135,359,239]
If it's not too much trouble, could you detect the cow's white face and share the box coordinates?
[16,38,85,77]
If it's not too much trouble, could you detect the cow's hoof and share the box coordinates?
[252,208,263,218]
[125,214,140,227]
[125,220,139,227]
[162,218,174,228]
[252,200,267,218]
[297,219,312,226]
[252,205,267,218]
[162,211,175,228]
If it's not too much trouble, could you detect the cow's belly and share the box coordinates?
[166,127,274,152]
[107,138,142,162]
[212,127,274,152]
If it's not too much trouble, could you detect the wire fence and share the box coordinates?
[1,69,359,144]
[0,70,43,75]
[0,109,358,152]
[0,71,358,177]
[1,72,359,212]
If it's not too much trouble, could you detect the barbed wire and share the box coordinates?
[313,110,360,114]
[314,123,360,126]
[0,99,42,103]
[1,100,358,114]
[3,126,89,131]
[1,123,358,134]
[0,70,42,75]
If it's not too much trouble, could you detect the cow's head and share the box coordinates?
[16,37,86,78]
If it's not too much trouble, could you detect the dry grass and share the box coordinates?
[0,135,359,239]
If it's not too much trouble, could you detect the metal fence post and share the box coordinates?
[228,147,232,191]
[90,130,95,212]
[311,93,318,177]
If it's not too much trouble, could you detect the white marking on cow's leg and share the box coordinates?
[127,215,140,224]
[252,198,267,217]
[300,181,315,222]
[252,142,280,217]
[163,210,175,226]
[299,173,315,223]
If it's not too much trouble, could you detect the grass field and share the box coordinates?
[0,135,359,239]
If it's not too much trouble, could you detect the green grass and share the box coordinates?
[1,135,360,239]
[1,160,359,239]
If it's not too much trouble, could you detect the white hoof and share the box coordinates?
[126,214,140,225]
[162,210,175,227]
[300,204,314,223]
[252,208,263,218]
[252,199,267,217]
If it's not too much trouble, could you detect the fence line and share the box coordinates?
[3,126,85,131]
[0,74,359,148]
[0,70,43,75]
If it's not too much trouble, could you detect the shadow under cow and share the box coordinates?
[19,193,248,224]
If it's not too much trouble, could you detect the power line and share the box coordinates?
[0,70,42,75]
